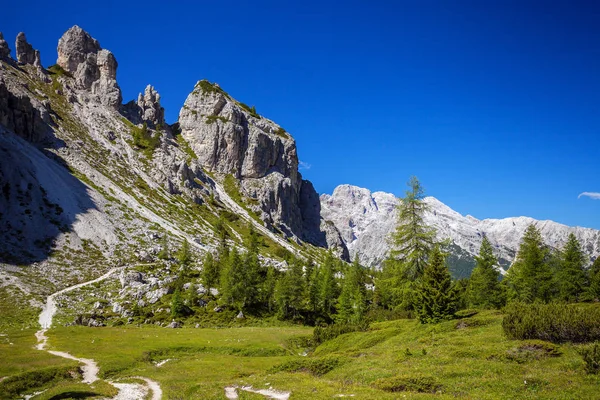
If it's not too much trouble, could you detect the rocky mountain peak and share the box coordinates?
[56,25,121,108]
[0,33,10,59]
[15,32,36,65]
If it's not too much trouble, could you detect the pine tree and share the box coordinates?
[505,224,553,303]
[201,252,219,291]
[466,236,504,309]
[557,233,587,302]
[262,266,278,312]
[305,260,320,314]
[243,228,262,308]
[587,257,600,301]
[416,246,457,323]
[380,176,436,311]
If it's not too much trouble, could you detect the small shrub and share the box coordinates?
[268,357,344,376]
[373,374,441,393]
[578,342,600,374]
[313,322,369,345]
[274,127,288,138]
[504,340,561,363]
[502,302,600,343]
[205,115,228,125]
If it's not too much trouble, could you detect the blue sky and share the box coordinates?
[3,1,600,228]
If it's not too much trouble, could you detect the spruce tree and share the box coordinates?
[381,176,436,311]
[305,261,320,314]
[275,259,304,319]
[243,230,262,308]
[416,246,457,323]
[336,256,367,324]
[157,234,170,260]
[219,248,247,310]
[557,233,587,302]
[171,288,186,318]
[466,236,504,309]
[505,224,553,303]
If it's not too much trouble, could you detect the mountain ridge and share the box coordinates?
[321,184,600,277]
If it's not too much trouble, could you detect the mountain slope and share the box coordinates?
[321,184,600,277]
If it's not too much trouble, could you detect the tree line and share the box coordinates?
[167,176,600,325]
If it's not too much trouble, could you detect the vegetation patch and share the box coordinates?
[373,374,441,393]
[268,356,345,376]
[205,115,229,125]
[501,340,561,363]
[313,322,369,346]
[195,79,230,98]
[0,366,80,400]
[578,342,600,374]
[503,302,600,343]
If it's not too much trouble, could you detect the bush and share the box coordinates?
[313,322,369,345]
[502,302,600,343]
[268,357,344,376]
[373,374,441,393]
[0,366,79,399]
[579,342,600,374]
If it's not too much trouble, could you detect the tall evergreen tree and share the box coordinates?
[319,252,339,316]
[336,256,367,324]
[175,239,192,266]
[416,246,457,323]
[219,248,247,310]
[381,176,436,310]
[243,230,262,308]
[201,252,219,290]
[274,259,305,319]
[557,233,587,302]
[587,257,600,301]
[171,288,187,318]
[505,224,553,303]
[157,234,170,260]
[305,261,320,314]
[466,236,504,309]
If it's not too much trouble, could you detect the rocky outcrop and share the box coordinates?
[56,26,121,108]
[321,184,600,272]
[0,33,10,59]
[15,33,36,65]
[122,85,165,127]
[178,80,348,255]
[0,78,52,142]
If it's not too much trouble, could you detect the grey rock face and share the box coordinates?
[56,26,122,108]
[0,33,10,59]
[138,85,164,127]
[178,81,348,252]
[0,78,52,142]
[15,33,36,65]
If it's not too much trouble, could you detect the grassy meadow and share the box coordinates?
[2,308,599,399]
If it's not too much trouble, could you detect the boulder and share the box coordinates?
[166,320,182,328]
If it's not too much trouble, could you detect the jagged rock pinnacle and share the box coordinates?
[56,25,121,108]
[15,32,36,65]
[0,33,10,59]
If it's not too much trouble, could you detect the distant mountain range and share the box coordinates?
[320,184,600,278]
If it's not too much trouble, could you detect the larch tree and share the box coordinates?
[587,257,600,301]
[381,176,436,310]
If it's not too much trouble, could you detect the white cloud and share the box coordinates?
[299,161,311,170]
[578,192,600,200]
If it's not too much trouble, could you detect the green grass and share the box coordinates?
[1,309,596,399]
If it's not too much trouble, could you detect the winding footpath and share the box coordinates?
[34,267,162,400]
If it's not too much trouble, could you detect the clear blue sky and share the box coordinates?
[3,1,600,228]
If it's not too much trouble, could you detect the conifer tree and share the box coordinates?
[416,246,457,323]
[274,259,305,319]
[319,252,339,316]
[557,233,587,302]
[466,236,504,309]
[505,224,553,303]
[157,234,170,260]
[587,257,600,301]
[201,252,219,291]
[336,256,367,324]
[243,228,262,308]
[219,248,247,310]
[171,288,186,318]
[176,239,192,266]
[305,261,320,314]
[262,266,278,312]
[381,176,436,310]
